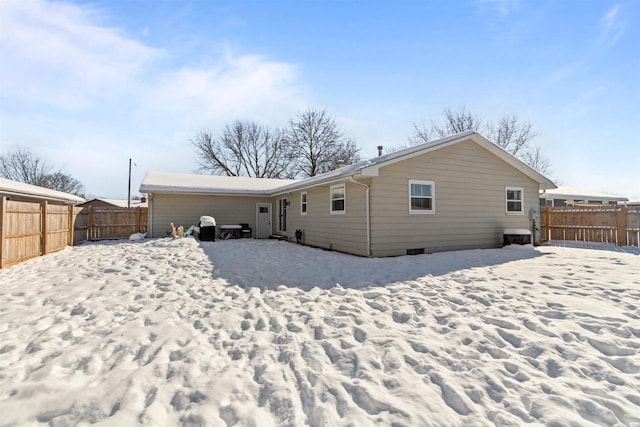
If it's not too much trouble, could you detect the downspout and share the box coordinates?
[349,177,371,257]
[148,193,153,237]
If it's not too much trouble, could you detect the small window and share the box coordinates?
[409,180,435,214]
[506,187,524,214]
[259,206,269,213]
[330,184,345,214]
[300,192,307,215]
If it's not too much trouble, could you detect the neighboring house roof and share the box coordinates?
[82,198,148,208]
[540,185,628,202]
[140,132,556,196]
[0,178,85,204]
[140,172,298,196]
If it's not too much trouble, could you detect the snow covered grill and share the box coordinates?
[198,216,216,241]
[503,228,531,246]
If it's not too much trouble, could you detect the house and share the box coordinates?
[539,185,628,207]
[79,197,148,209]
[140,131,555,257]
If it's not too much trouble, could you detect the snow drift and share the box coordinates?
[0,238,638,426]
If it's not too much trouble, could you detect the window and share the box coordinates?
[300,192,307,215]
[506,187,524,214]
[409,180,435,214]
[330,184,345,214]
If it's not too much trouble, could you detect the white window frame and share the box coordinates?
[300,192,307,215]
[506,186,524,215]
[330,184,346,215]
[409,180,435,214]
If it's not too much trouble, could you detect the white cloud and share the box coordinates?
[476,0,520,15]
[145,52,308,130]
[599,4,625,46]
[0,0,161,108]
[0,0,310,197]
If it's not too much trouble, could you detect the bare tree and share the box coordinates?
[0,148,86,197]
[286,107,360,177]
[0,148,52,185]
[410,106,483,144]
[488,114,536,156]
[521,145,552,176]
[409,106,551,174]
[191,121,295,178]
[44,171,85,197]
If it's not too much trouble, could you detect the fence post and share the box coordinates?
[68,205,74,246]
[87,205,92,241]
[0,197,5,269]
[617,205,627,247]
[544,206,551,241]
[41,200,48,255]
[135,207,140,233]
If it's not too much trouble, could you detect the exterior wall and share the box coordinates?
[369,140,540,257]
[149,193,274,238]
[278,181,369,256]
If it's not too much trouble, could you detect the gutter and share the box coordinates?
[348,176,371,257]
[272,175,359,197]
[0,190,82,205]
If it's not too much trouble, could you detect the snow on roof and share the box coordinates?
[139,171,298,195]
[0,178,85,204]
[273,131,555,193]
[84,198,148,208]
[140,132,555,196]
[540,185,628,202]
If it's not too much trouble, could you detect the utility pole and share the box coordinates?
[128,158,132,208]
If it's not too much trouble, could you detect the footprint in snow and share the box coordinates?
[429,373,471,415]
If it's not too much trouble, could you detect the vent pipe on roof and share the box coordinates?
[377,146,383,156]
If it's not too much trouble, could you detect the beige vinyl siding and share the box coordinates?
[149,193,273,238]
[370,140,539,257]
[280,181,369,256]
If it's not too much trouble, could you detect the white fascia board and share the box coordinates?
[359,165,380,176]
[271,175,356,196]
[140,187,274,197]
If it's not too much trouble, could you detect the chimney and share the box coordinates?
[377,145,383,156]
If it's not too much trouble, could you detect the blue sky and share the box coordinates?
[1,0,638,199]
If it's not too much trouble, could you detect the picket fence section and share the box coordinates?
[541,205,640,247]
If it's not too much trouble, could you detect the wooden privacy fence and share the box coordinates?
[0,197,76,268]
[541,205,640,247]
[0,200,149,268]
[74,206,148,243]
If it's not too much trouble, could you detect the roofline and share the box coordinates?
[0,189,84,204]
[140,131,557,197]
[274,131,556,193]
[0,179,86,204]
[540,192,628,202]
[142,187,276,197]
[272,175,357,196]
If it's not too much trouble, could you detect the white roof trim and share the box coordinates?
[140,171,298,196]
[0,178,85,204]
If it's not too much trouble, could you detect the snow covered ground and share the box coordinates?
[0,238,639,427]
